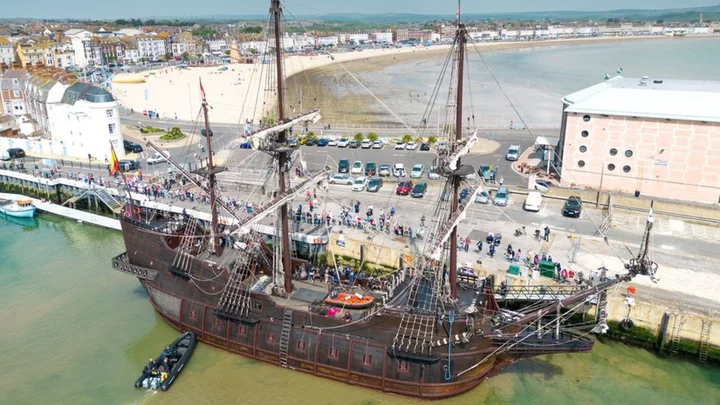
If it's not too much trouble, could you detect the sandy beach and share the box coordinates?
[112,34,700,127]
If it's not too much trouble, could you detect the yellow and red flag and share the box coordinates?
[109,142,120,175]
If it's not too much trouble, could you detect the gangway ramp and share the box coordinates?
[495,285,588,302]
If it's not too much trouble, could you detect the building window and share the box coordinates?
[266,333,276,344]
[398,360,409,372]
[108,123,116,134]
[328,347,339,360]
[296,340,307,353]
[362,354,372,366]
[608,164,616,171]
[12,79,19,85]
[623,165,631,173]
[12,90,19,97]
[253,301,263,311]
[625,150,633,158]
[610,148,618,156]
[581,130,589,138]
[583,115,591,122]
[578,160,586,168]
[579,145,587,153]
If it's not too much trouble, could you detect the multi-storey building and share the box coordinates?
[136,36,167,61]
[15,41,58,68]
[0,37,14,66]
[0,69,27,115]
[65,29,93,68]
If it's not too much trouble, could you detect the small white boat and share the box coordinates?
[0,199,36,218]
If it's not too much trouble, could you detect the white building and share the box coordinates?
[0,39,14,66]
[501,30,518,40]
[240,41,268,54]
[123,48,140,64]
[375,32,393,44]
[54,51,76,70]
[136,37,166,61]
[114,28,144,37]
[205,39,228,52]
[317,36,339,47]
[65,29,93,68]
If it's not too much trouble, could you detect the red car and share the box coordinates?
[396,180,414,195]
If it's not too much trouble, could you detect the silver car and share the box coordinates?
[505,145,521,161]
[475,190,489,204]
[329,174,354,185]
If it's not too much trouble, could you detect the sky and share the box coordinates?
[4,0,718,20]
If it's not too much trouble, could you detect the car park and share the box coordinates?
[493,187,509,206]
[562,196,583,218]
[351,160,363,174]
[337,138,350,147]
[396,180,414,195]
[123,140,143,153]
[361,140,372,149]
[406,141,418,150]
[365,161,377,176]
[349,140,360,148]
[147,151,169,165]
[338,158,350,173]
[410,182,427,198]
[316,138,329,147]
[524,191,543,212]
[201,129,214,137]
[366,177,383,192]
[420,142,431,151]
[428,166,440,180]
[372,141,383,149]
[7,148,25,158]
[505,145,521,161]
[410,164,424,178]
[392,163,406,177]
[394,141,406,150]
[327,138,338,146]
[351,176,368,191]
[475,190,489,204]
[330,173,354,185]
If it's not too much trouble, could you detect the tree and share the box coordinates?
[224,50,231,56]
[353,132,364,141]
[306,131,316,138]
[181,51,190,61]
[367,132,378,142]
[427,135,438,144]
[401,134,413,144]
[241,26,263,34]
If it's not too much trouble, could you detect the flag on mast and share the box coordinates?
[109,141,120,175]
[199,78,207,101]
[456,0,461,23]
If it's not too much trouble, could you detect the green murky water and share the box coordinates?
[0,215,718,405]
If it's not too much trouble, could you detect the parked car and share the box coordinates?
[316,138,329,147]
[394,141,406,150]
[411,182,427,198]
[338,158,350,173]
[349,140,360,148]
[459,187,472,203]
[378,164,391,177]
[305,137,317,146]
[392,163,406,177]
[406,141,418,150]
[420,142,431,151]
[288,137,299,147]
[493,187,509,206]
[330,173,354,185]
[562,196,583,218]
[428,166,440,180]
[505,144,520,161]
[372,140,383,149]
[147,151,169,165]
[524,191,543,212]
[110,159,139,172]
[123,140,143,153]
[534,179,551,192]
[337,138,350,147]
[396,180,414,195]
[475,190,489,204]
[351,176,368,192]
[365,161,377,177]
[351,160,363,174]
[7,148,25,158]
[201,128,213,137]
[361,140,372,149]
[410,164,424,178]
[366,177,383,192]
[0,151,9,161]
[327,138,338,146]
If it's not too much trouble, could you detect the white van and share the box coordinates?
[524,191,543,212]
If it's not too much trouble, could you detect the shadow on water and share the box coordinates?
[1,214,39,229]
[498,357,564,381]
[133,285,148,299]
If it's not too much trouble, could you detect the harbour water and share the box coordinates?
[1,216,719,404]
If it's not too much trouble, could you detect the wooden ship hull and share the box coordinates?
[114,217,595,399]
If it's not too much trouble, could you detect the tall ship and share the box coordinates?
[111,1,658,398]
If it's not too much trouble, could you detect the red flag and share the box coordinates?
[199,79,206,101]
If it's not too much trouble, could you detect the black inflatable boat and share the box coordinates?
[134,331,196,391]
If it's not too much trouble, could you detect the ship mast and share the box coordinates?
[448,23,467,300]
[200,79,220,256]
[271,0,294,294]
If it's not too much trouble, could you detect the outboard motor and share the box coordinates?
[150,378,159,390]
[142,378,150,389]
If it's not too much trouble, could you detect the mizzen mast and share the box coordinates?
[199,79,221,256]
[271,0,294,294]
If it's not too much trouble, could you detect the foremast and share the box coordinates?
[200,79,221,256]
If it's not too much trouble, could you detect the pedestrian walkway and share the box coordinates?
[612,212,720,242]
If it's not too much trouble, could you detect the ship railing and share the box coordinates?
[494,285,587,302]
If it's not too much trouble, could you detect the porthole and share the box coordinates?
[583,115,591,122]
[607,164,615,171]
[610,148,617,156]
[579,145,587,153]
[578,160,586,168]
[623,165,631,173]
[581,130,589,138]
[625,150,633,158]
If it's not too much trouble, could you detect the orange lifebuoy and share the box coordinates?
[627,286,637,295]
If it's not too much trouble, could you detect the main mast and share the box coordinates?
[448,23,466,300]
[201,79,220,256]
[272,0,294,294]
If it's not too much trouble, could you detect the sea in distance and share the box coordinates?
[322,37,720,127]
[2,38,720,405]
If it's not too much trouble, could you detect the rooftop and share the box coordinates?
[60,82,114,105]
[563,76,720,123]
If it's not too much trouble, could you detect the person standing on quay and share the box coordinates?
[544,226,550,242]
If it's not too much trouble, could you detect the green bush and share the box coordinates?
[159,127,186,141]
[427,136,438,144]
[401,134,413,144]
[353,132,364,141]
[367,132,378,142]
[140,126,164,134]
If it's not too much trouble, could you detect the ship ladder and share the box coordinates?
[698,320,712,363]
[279,308,293,367]
[668,314,685,356]
[215,257,250,316]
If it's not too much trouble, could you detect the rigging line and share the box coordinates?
[282,6,418,135]
[416,37,457,139]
